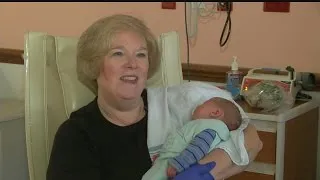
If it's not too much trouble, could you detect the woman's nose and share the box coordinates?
[126,56,137,69]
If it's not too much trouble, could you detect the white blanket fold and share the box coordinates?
[147,82,250,166]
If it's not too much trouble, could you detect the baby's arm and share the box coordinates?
[167,129,217,176]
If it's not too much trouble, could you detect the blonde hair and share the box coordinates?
[77,14,161,95]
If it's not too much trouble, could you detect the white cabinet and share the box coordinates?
[228,100,319,180]
[0,99,29,180]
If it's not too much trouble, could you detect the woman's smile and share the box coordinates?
[120,75,139,84]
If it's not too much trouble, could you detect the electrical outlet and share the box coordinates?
[217,2,233,11]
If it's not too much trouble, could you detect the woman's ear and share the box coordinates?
[209,107,224,119]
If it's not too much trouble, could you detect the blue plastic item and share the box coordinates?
[174,162,216,180]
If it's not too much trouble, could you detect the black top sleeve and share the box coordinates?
[46,119,101,180]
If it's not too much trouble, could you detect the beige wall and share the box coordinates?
[0,2,320,73]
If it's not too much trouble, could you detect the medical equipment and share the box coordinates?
[242,81,295,113]
[218,2,232,47]
[185,2,199,38]
[184,2,222,81]
[240,67,316,101]
[185,2,220,39]
[240,68,299,100]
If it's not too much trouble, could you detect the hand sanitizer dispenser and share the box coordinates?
[226,56,242,99]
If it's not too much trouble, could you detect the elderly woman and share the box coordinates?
[46,14,262,180]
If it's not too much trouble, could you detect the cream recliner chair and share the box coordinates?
[24,31,183,180]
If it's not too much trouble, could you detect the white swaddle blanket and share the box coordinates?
[147,81,250,166]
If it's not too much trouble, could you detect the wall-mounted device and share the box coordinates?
[185,2,199,38]
[263,2,290,13]
[161,2,176,10]
[240,67,316,100]
[217,2,233,11]
[218,2,232,47]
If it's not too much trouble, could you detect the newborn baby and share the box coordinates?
[142,97,242,180]
[193,97,242,131]
[167,97,242,178]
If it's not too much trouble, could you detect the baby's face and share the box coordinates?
[192,100,221,120]
[192,98,241,131]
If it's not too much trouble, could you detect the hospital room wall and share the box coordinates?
[0,2,320,178]
[0,2,320,73]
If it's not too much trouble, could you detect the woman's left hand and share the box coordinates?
[174,162,216,180]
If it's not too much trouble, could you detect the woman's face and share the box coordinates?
[97,31,149,101]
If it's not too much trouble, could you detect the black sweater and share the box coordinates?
[47,90,152,180]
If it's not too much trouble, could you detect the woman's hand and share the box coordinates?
[174,162,216,180]
[243,123,263,162]
[212,123,263,179]
[196,123,263,180]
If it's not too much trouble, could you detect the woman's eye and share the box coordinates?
[137,53,147,58]
[112,52,123,56]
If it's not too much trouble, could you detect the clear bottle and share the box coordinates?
[226,56,242,100]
